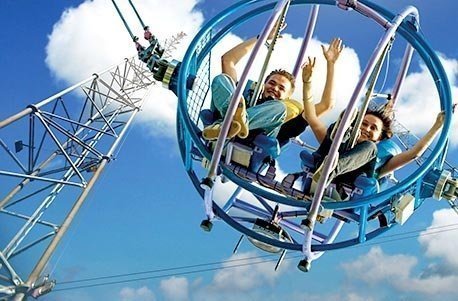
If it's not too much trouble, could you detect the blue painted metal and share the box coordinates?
[174,0,453,253]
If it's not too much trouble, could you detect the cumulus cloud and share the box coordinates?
[394,54,458,146]
[210,251,287,292]
[119,286,156,301]
[342,246,417,285]
[160,276,189,301]
[342,246,458,296]
[46,0,362,139]
[217,33,361,124]
[418,208,458,267]
[45,0,203,138]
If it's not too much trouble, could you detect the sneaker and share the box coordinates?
[202,121,241,141]
[233,98,249,139]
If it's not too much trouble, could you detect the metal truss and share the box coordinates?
[0,57,154,300]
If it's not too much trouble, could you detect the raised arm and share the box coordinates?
[378,111,445,178]
[315,37,343,117]
[301,57,327,143]
[221,38,258,82]
[221,21,286,82]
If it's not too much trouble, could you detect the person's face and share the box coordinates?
[262,74,293,100]
[358,114,384,143]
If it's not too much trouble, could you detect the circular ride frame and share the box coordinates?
[175,0,453,256]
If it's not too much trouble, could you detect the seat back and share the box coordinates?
[375,139,402,172]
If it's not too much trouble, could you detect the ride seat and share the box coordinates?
[199,79,280,172]
[299,144,398,201]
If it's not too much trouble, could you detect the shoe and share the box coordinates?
[233,98,249,139]
[202,121,241,141]
[310,156,338,194]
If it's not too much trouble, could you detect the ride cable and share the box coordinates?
[250,0,291,106]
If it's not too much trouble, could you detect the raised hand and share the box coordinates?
[301,56,316,83]
[322,37,343,63]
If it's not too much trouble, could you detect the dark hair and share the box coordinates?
[265,69,295,92]
[365,109,393,140]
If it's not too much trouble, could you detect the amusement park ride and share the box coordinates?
[0,0,457,299]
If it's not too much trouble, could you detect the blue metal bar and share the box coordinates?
[358,205,368,243]
[253,194,275,214]
[222,186,244,212]
[177,0,453,253]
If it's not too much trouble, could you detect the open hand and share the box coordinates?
[322,38,343,63]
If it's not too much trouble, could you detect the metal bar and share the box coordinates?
[40,114,104,159]
[358,205,368,243]
[306,5,419,231]
[251,0,291,106]
[253,194,275,214]
[0,210,58,229]
[3,107,121,259]
[221,186,243,212]
[299,5,421,265]
[22,158,109,292]
[204,0,291,184]
[33,111,87,186]
[0,170,84,188]
[3,183,55,209]
[28,114,35,172]
[0,251,23,285]
[128,0,146,29]
[90,79,135,108]
[9,232,57,259]
[348,40,392,147]
[40,111,117,138]
[111,0,135,40]
[0,139,27,173]
[292,5,320,78]
[0,57,124,130]
[391,46,415,104]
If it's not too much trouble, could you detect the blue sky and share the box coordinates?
[1,1,458,301]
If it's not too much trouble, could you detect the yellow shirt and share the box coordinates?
[282,98,303,122]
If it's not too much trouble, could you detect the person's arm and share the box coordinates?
[221,21,286,82]
[379,111,445,178]
[221,38,258,82]
[301,57,327,143]
[315,38,343,117]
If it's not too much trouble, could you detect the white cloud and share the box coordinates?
[394,54,458,146]
[210,251,287,292]
[46,1,362,139]
[219,34,361,125]
[119,286,156,301]
[288,291,377,301]
[342,246,417,285]
[160,276,189,301]
[342,246,458,296]
[418,208,458,267]
[45,0,203,138]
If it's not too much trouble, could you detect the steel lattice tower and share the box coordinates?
[0,57,154,300]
